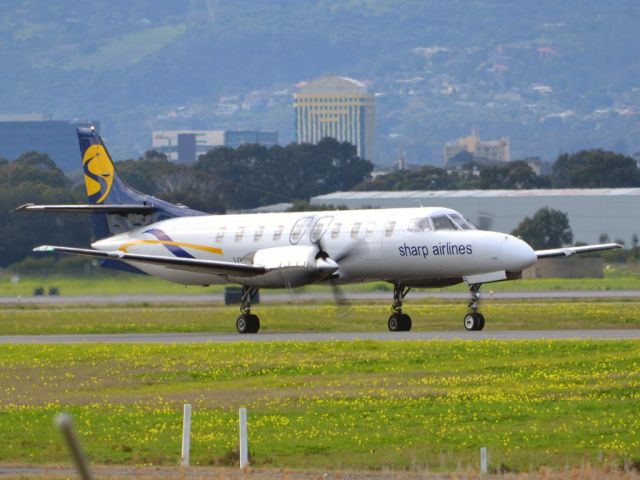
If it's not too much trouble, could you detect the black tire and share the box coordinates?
[399,313,412,331]
[388,313,400,331]
[248,314,260,333]
[236,314,250,334]
[464,313,478,331]
[477,313,485,331]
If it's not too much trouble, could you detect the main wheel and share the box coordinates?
[236,314,249,333]
[477,313,485,331]
[388,313,401,331]
[399,313,412,331]
[247,314,260,333]
[464,313,482,331]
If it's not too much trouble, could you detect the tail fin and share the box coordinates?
[77,128,204,239]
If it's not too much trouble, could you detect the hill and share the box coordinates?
[1,0,639,166]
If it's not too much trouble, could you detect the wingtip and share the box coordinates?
[33,245,54,252]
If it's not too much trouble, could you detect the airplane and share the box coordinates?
[17,127,621,333]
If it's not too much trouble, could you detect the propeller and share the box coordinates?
[312,236,366,309]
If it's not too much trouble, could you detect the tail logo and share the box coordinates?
[83,144,114,204]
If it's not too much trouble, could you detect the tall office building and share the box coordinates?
[294,75,375,161]
[0,114,100,172]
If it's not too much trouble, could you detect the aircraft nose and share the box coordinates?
[501,235,537,272]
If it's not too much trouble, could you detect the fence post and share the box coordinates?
[239,407,248,469]
[480,446,488,474]
[54,413,94,480]
[181,404,192,467]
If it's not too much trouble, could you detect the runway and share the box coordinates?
[2,290,640,305]
[2,330,639,344]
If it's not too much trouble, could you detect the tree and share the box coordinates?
[0,157,91,267]
[196,138,373,209]
[551,150,640,188]
[511,207,573,249]
[479,161,550,189]
[117,153,225,213]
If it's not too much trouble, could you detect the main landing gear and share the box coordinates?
[388,283,412,332]
[236,285,260,334]
[464,283,485,331]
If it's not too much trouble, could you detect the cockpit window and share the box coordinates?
[407,217,432,232]
[431,215,457,230]
[449,214,475,230]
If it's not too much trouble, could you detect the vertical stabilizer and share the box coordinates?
[76,127,205,240]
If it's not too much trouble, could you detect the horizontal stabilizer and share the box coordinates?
[34,245,265,277]
[14,203,155,214]
[535,243,622,259]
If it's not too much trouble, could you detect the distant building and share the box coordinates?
[152,129,278,163]
[294,75,375,161]
[224,130,278,149]
[0,114,100,172]
[443,134,510,166]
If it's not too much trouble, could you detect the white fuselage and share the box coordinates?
[92,207,537,288]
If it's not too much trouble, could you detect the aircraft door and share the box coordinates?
[309,216,334,243]
[289,216,314,245]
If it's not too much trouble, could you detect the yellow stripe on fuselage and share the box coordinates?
[118,239,223,255]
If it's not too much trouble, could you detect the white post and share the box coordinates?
[181,404,192,467]
[480,447,488,474]
[239,407,249,469]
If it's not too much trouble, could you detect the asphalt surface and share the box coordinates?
[2,330,639,344]
[2,290,640,305]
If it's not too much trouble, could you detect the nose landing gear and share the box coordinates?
[236,285,260,333]
[388,283,412,331]
[464,283,485,331]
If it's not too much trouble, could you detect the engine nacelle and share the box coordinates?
[227,246,339,288]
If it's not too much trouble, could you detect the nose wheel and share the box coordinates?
[236,285,260,333]
[388,284,412,331]
[464,283,485,331]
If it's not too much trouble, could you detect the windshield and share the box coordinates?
[431,215,457,230]
[449,214,475,230]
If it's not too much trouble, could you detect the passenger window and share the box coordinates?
[235,226,245,241]
[350,221,362,239]
[273,225,284,241]
[310,216,333,243]
[290,216,313,244]
[365,221,376,239]
[330,222,342,239]
[431,215,456,230]
[215,226,226,242]
[254,225,264,241]
[384,221,396,237]
[408,217,432,232]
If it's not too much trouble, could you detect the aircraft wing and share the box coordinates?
[535,243,622,259]
[14,203,155,214]
[33,245,265,277]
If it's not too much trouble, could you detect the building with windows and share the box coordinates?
[443,134,510,166]
[0,114,100,172]
[294,75,375,161]
[152,129,278,163]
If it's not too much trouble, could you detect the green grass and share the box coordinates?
[0,341,638,471]
[64,25,186,69]
[1,300,640,335]
[3,270,640,298]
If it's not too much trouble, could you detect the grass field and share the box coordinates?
[0,340,638,472]
[2,265,640,298]
[1,299,640,335]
